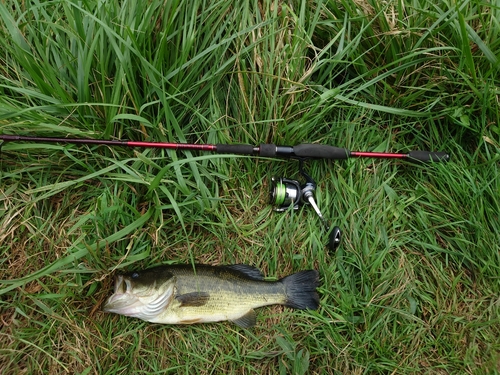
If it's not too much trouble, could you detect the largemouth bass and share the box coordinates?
[103,264,319,328]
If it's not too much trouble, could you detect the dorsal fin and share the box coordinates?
[224,264,264,280]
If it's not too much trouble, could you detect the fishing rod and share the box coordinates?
[0,134,449,162]
[0,134,450,251]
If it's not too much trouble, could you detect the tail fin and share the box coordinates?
[281,270,320,310]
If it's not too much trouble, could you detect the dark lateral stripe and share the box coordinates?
[176,292,210,307]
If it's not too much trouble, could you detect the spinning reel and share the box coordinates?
[270,161,342,252]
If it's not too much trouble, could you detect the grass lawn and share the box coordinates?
[1,0,499,373]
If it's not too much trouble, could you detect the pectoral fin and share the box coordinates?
[176,292,210,307]
[230,309,257,328]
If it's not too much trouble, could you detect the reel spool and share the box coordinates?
[270,177,301,212]
[270,165,341,251]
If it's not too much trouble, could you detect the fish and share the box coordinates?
[102,264,320,328]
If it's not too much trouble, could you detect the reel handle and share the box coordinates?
[329,226,342,251]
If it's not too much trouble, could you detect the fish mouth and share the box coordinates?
[102,275,138,314]
[113,275,128,294]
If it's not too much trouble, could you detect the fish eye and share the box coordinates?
[131,272,139,279]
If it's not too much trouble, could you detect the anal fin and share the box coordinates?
[230,309,257,328]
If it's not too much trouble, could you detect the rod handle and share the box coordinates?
[408,151,450,162]
[293,144,350,159]
[216,144,255,155]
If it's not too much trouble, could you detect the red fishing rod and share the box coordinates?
[0,134,449,162]
[0,134,449,252]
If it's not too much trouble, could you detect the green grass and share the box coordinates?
[0,0,499,373]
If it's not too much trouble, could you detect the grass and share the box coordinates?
[0,0,499,373]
